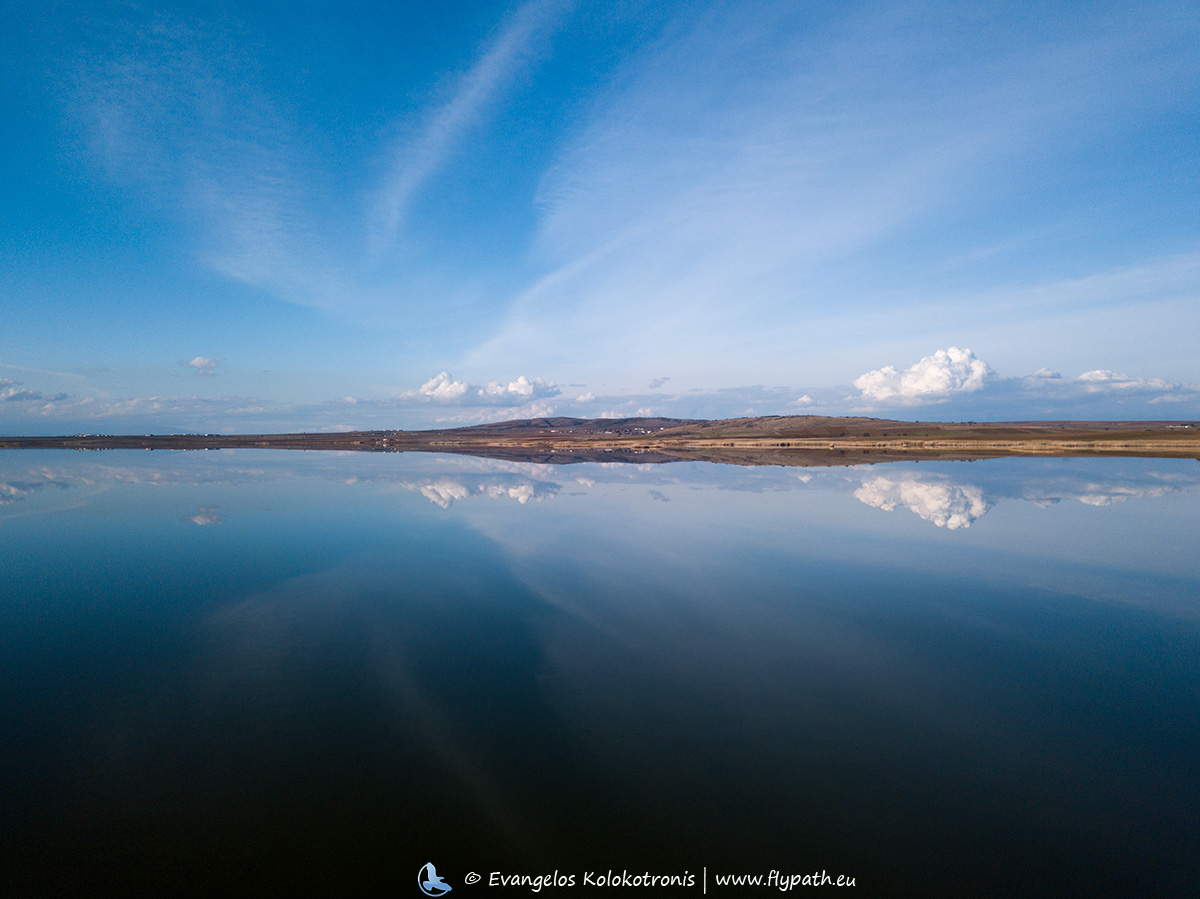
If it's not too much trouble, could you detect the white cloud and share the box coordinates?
[1076,369,1175,391]
[1019,367,1197,407]
[408,371,560,406]
[486,375,540,398]
[2,378,45,402]
[185,356,220,376]
[417,372,472,402]
[854,347,993,404]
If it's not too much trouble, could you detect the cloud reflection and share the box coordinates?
[184,506,222,526]
[855,475,991,529]
[850,466,1200,528]
[407,477,560,509]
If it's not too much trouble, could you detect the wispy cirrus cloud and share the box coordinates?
[71,1,569,321]
[468,4,1200,384]
[75,9,345,307]
[371,0,569,248]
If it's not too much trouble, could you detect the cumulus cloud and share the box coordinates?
[0,378,67,403]
[850,348,1196,415]
[416,372,471,402]
[854,347,993,404]
[1076,369,1176,391]
[2,384,41,402]
[1018,367,1197,407]
[184,356,220,376]
[408,372,560,406]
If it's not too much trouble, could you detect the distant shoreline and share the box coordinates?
[3,416,1198,465]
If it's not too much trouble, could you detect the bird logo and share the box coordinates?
[418,862,453,896]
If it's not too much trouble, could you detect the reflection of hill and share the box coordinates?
[429,447,682,465]
[654,446,1005,467]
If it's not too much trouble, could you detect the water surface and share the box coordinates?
[2,451,1198,895]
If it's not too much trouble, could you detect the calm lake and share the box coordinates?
[2,449,1198,896]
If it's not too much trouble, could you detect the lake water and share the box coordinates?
[2,449,1198,896]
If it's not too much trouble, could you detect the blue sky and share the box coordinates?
[2,0,1198,433]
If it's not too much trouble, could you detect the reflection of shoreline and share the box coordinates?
[2,441,1197,468]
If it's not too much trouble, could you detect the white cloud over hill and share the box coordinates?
[408,372,561,406]
[851,347,1200,414]
[854,347,993,404]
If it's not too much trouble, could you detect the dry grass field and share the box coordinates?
[4,416,1198,465]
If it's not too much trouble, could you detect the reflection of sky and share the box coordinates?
[5,450,1198,611]
[4,448,1200,531]
[2,449,1199,889]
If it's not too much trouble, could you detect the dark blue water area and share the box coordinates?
[1,450,1198,896]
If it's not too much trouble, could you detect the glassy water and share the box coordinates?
[2,450,1198,895]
